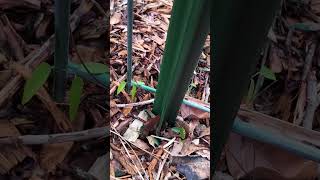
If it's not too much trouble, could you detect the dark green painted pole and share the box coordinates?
[212,0,281,174]
[152,0,209,134]
[126,0,133,91]
[53,0,71,102]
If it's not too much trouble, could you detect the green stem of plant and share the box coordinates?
[53,0,71,102]
[126,0,133,92]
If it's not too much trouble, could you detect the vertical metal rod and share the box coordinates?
[53,0,71,102]
[126,0,133,91]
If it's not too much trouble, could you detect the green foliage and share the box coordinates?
[130,84,137,100]
[117,81,126,95]
[245,79,255,104]
[117,80,140,99]
[22,60,108,121]
[69,76,84,121]
[171,127,186,139]
[245,66,276,104]
[79,62,108,74]
[260,65,276,80]
[22,62,51,104]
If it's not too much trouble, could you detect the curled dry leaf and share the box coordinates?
[40,142,74,173]
[111,150,136,175]
[199,127,210,138]
[110,12,122,25]
[173,156,210,180]
[122,106,133,117]
[123,119,143,142]
[148,148,163,180]
[195,149,210,160]
[270,45,283,73]
[293,82,306,125]
[226,133,317,180]
[0,121,34,174]
[88,154,108,180]
[132,139,150,151]
[171,139,208,157]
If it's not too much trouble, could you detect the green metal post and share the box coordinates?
[53,0,71,102]
[212,0,281,174]
[152,0,209,134]
[126,0,133,91]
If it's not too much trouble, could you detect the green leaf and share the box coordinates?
[130,84,137,100]
[260,65,276,80]
[22,62,51,104]
[171,127,186,139]
[79,62,108,74]
[69,76,84,121]
[116,81,126,95]
[247,79,255,102]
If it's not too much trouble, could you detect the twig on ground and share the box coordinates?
[111,128,158,158]
[111,127,150,178]
[293,41,317,125]
[201,75,209,102]
[114,99,154,108]
[302,41,317,81]
[155,151,169,180]
[119,138,145,179]
[0,127,109,145]
[303,71,320,129]
[148,148,163,180]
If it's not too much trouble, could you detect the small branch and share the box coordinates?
[302,41,317,81]
[113,99,154,108]
[0,127,109,145]
[303,71,320,129]
[293,40,317,125]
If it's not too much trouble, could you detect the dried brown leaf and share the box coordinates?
[40,142,74,172]
[110,12,122,25]
[226,133,317,180]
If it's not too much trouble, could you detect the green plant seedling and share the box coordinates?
[69,76,84,121]
[260,65,276,80]
[130,83,137,100]
[22,62,51,104]
[171,127,186,140]
[117,80,127,95]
